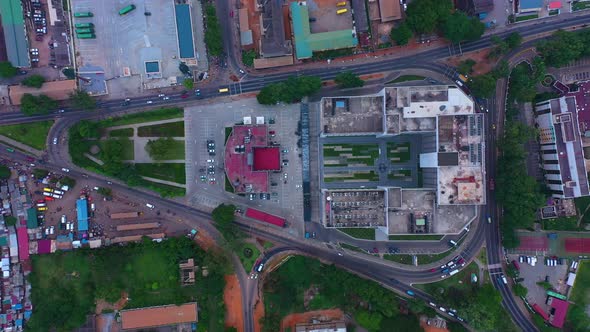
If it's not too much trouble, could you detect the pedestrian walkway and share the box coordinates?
[140,176,186,188]
[0,135,44,156]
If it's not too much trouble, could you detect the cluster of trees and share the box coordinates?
[496,122,545,248]
[457,59,476,75]
[20,93,58,116]
[257,76,321,105]
[261,256,422,332]
[145,137,177,161]
[488,32,522,59]
[62,67,76,79]
[21,75,46,88]
[0,61,17,78]
[390,22,412,46]
[537,29,590,67]
[204,5,223,57]
[242,50,257,67]
[334,72,365,89]
[508,59,546,102]
[26,237,229,331]
[466,59,509,98]
[183,78,194,90]
[69,90,96,110]
[0,165,10,179]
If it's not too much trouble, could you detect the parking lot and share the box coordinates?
[71,0,182,97]
[184,97,305,233]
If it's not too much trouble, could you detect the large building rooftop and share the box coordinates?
[0,0,29,67]
[120,303,198,330]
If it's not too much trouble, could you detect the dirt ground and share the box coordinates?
[194,229,217,250]
[224,275,245,332]
[445,48,495,76]
[253,299,265,332]
[420,322,449,332]
[281,309,344,331]
[94,292,129,332]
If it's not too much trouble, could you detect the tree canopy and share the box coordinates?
[21,75,46,88]
[457,59,476,75]
[334,72,365,89]
[390,22,412,46]
[69,90,96,110]
[536,29,589,67]
[492,60,510,78]
[145,137,178,161]
[405,0,452,34]
[0,61,17,78]
[62,68,76,79]
[242,50,257,67]
[509,61,545,103]
[204,5,223,56]
[20,94,58,116]
[469,74,496,98]
[77,120,100,139]
[257,76,322,105]
[182,78,194,90]
[443,11,485,44]
[0,165,10,179]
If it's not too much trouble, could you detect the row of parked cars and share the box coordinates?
[30,0,47,42]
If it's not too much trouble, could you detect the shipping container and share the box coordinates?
[110,212,140,219]
[74,12,93,17]
[116,222,159,231]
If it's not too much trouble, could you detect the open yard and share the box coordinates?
[338,228,376,240]
[384,254,414,265]
[108,128,134,137]
[567,261,590,330]
[135,163,186,184]
[386,142,411,163]
[0,121,54,150]
[97,108,184,128]
[237,242,261,273]
[146,139,185,160]
[324,171,379,182]
[138,121,185,137]
[323,143,380,167]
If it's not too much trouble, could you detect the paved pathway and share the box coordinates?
[83,153,104,166]
[140,176,186,188]
[0,135,44,157]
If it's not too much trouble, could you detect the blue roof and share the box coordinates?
[76,199,88,232]
[520,0,542,9]
[175,4,195,59]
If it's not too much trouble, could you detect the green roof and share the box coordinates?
[290,2,357,59]
[0,0,29,67]
[26,207,38,229]
[0,236,7,247]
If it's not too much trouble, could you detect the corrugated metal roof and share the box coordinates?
[240,30,253,46]
[290,3,357,59]
[76,199,88,231]
[0,0,30,67]
[25,208,37,229]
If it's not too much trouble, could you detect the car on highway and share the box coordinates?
[406,290,415,296]
[487,216,492,224]
[158,94,165,97]
[337,252,343,256]
[256,262,264,272]
[239,69,245,74]
[146,100,153,104]
[53,137,58,145]
[162,96,170,100]
[61,168,69,173]
[146,203,155,209]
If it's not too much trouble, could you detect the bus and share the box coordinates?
[43,188,53,193]
[77,33,96,39]
[75,23,94,28]
[336,8,348,14]
[547,291,567,301]
[75,28,93,34]
[5,148,14,153]
[337,1,347,6]
[74,12,93,17]
[118,4,136,15]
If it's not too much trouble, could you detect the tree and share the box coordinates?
[509,63,538,102]
[179,62,190,75]
[4,216,16,227]
[0,165,10,179]
[492,60,510,79]
[32,169,49,179]
[212,203,236,227]
[513,284,528,297]
[20,94,58,116]
[537,30,585,67]
[257,76,321,105]
[0,61,17,78]
[62,68,76,79]
[334,72,364,89]
[77,120,99,139]
[145,137,177,161]
[488,35,508,59]
[182,78,194,90]
[390,22,412,46]
[97,187,112,198]
[21,75,46,88]
[458,59,476,75]
[69,90,96,110]
[505,32,522,49]
[60,176,76,187]
[355,310,382,332]
[204,5,223,56]
[405,0,452,34]
[242,50,257,67]
[443,11,485,44]
[101,139,125,174]
[469,74,496,98]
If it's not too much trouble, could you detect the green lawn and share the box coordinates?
[323,143,380,167]
[225,176,235,193]
[567,261,590,330]
[146,139,185,160]
[108,128,134,137]
[135,163,186,184]
[98,139,134,160]
[98,108,184,128]
[324,171,379,182]
[140,179,186,197]
[478,247,487,266]
[575,196,590,223]
[340,242,365,253]
[383,254,414,265]
[225,127,232,144]
[542,216,583,231]
[388,234,444,241]
[137,121,185,137]
[389,75,425,84]
[417,250,453,265]
[237,242,261,272]
[573,1,590,11]
[387,142,411,163]
[338,228,376,240]
[416,262,479,294]
[516,14,538,21]
[0,121,54,150]
[263,241,274,250]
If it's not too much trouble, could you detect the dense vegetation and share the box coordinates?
[257,76,321,105]
[567,261,590,331]
[27,237,228,332]
[0,61,18,78]
[20,94,58,116]
[536,29,590,68]
[204,5,223,57]
[242,50,257,67]
[261,256,426,332]
[0,165,10,179]
[488,32,522,59]
[69,90,96,110]
[334,72,365,89]
[21,75,46,88]
[390,22,412,46]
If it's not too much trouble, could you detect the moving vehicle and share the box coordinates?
[406,290,415,296]
[499,274,508,285]
[6,148,14,153]
[487,216,492,224]
[75,23,94,28]
[448,240,457,247]
[458,74,469,83]
[146,203,155,209]
[449,269,459,276]
[336,8,348,14]
[337,1,347,6]
[74,12,93,17]
[218,87,229,93]
[118,4,136,15]
[61,168,69,173]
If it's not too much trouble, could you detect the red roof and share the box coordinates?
[37,240,51,254]
[549,298,569,328]
[549,1,561,9]
[252,147,280,171]
[532,304,549,321]
[16,228,29,261]
[245,208,286,227]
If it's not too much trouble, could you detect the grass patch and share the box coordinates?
[0,121,54,150]
[383,254,413,265]
[108,128,133,137]
[237,242,261,272]
[388,234,443,241]
[27,237,226,331]
[389,75,425,84]
[542,216,583,231]
[548,9,559,16]
[416,262,479,294]
[97,108,183,128]
[338,228,376,240]
[97,139,134,160]
[387,142,411,163]
[567,261,590,329]
[225,127,232,144]
[388,169,412,180]
[340,242,364,253]
[516,14,538,22]
[225,176,235,193]
[575,196,590,223]
[418,250,453,265]
[140,179,186,197]
[263,241,274,250]
[573,1,590,11]
[324,171,379,182]
[137,121,184,137]
[323,143,380,167]
[146,139,185,160]
[478,247,487,266]
[135,163,186,184]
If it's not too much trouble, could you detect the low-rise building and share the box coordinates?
[120,302,198,330]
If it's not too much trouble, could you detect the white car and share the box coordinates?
[158,94,165,97]
[162,96,170,100]
[146,203,155,209]
[207,159,214,163]
[53,137,58,145]
[61,168,70,173]
[146,100,153,104]
[49,226,55,235]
